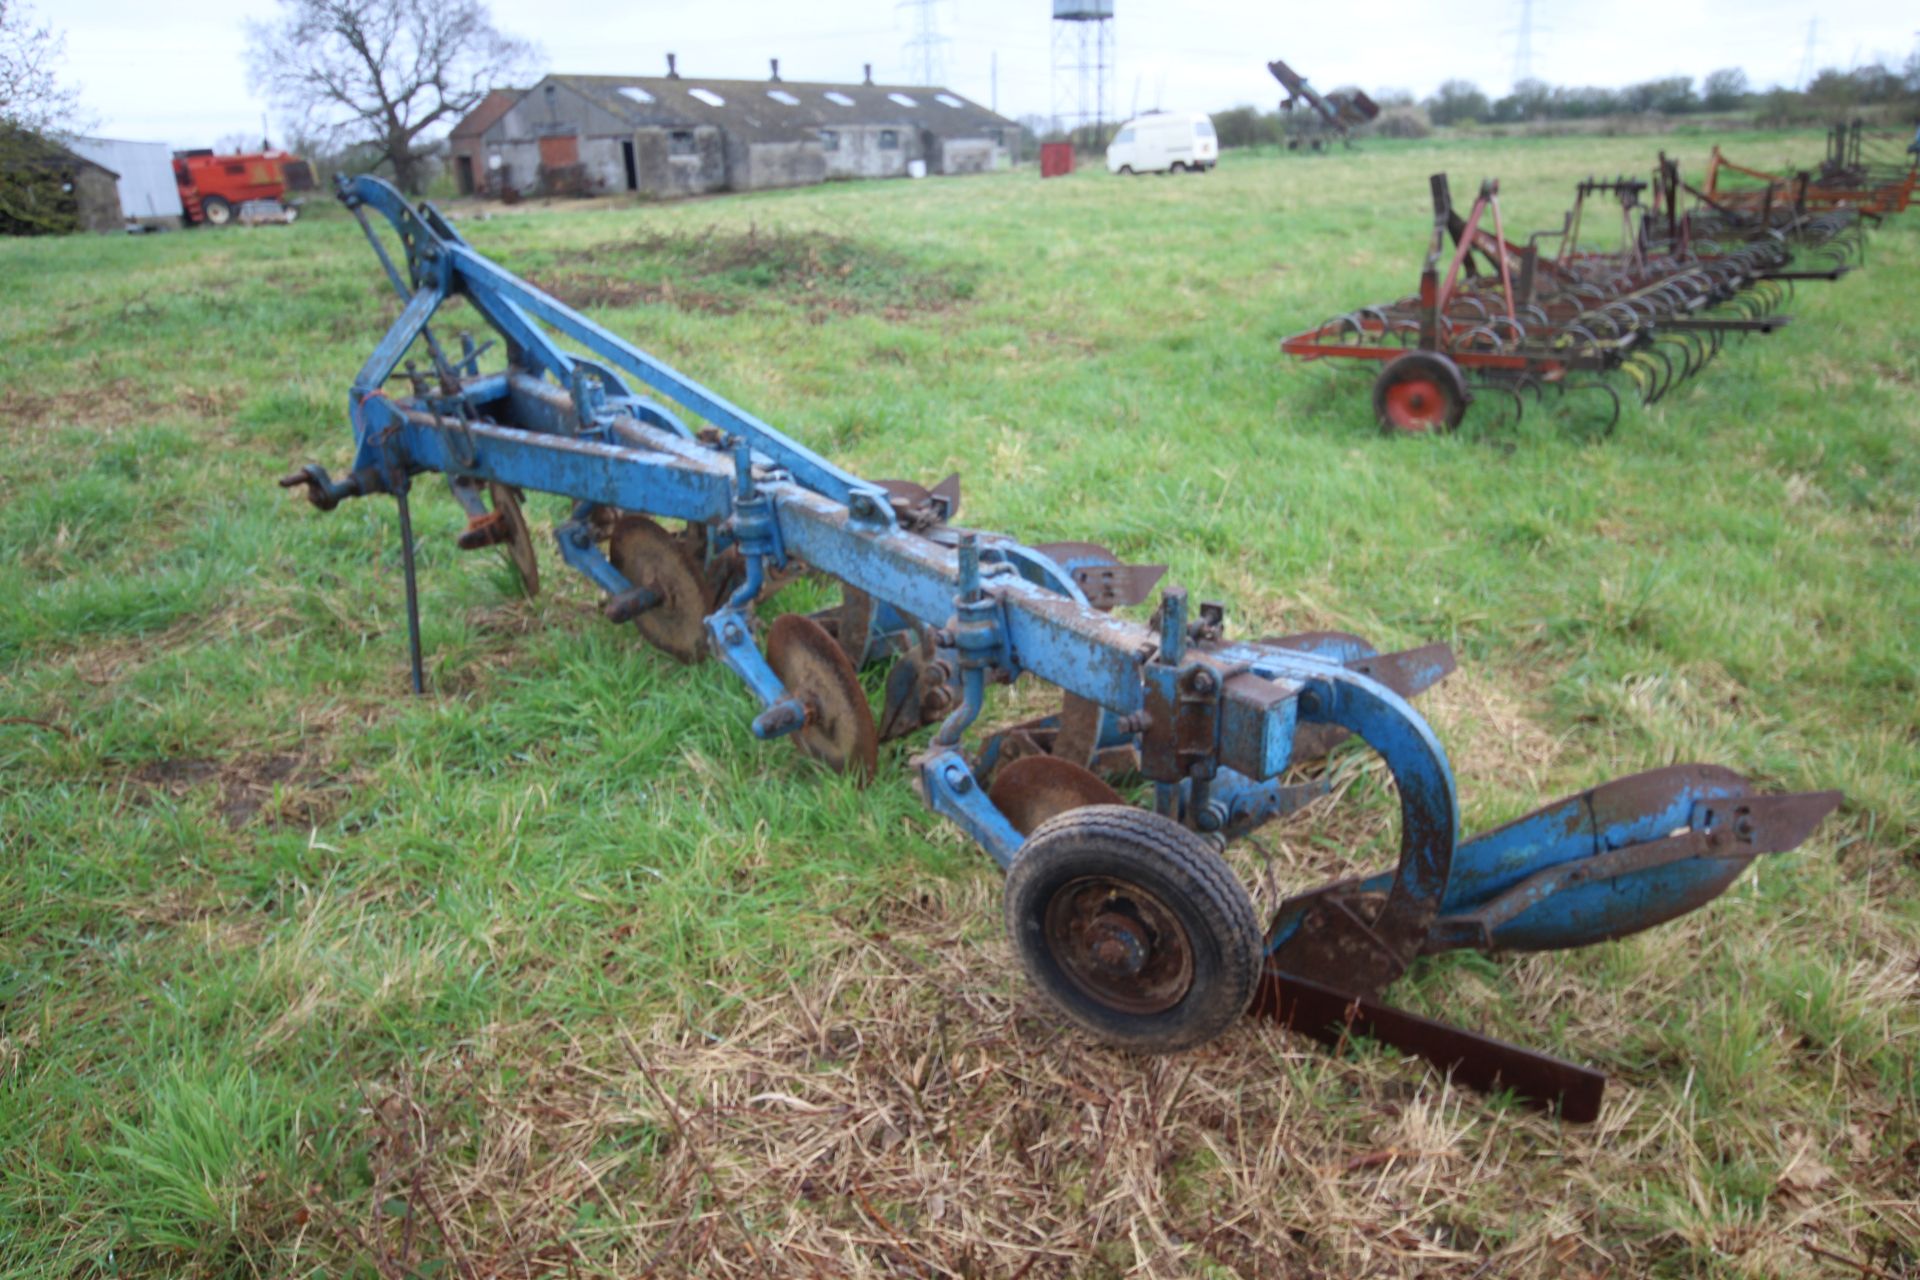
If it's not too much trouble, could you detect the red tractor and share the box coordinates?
[172,149,315,226]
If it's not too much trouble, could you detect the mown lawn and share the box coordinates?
[0,131,1915,1278]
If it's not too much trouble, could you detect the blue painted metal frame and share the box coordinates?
[305,175,1837,1013]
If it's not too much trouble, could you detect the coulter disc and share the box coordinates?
[766,613,878,782]
[488,482,540,597]
[608,515,713,664]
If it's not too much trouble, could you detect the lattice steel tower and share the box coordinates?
[901,0,949,87]
[1051,0,1115,143]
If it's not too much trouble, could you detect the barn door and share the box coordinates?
[539,135,579,169]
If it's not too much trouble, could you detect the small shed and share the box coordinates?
[0,129,122,234]
[449,89,524,197]
[68,136,185,225]
[466,60,1019,200]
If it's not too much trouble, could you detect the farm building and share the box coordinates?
[0,128,121,235]
[460,60,1018,199]
[67,136,185,227]
[449,89,523,197]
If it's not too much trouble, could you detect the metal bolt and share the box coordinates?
[1188,668,1217,696]
[942,761,973,794]
[722,622,744,645]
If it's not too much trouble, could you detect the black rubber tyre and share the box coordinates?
[1005,805,1262,1053]
[201,196,234,226]
[1119,164,1134,175]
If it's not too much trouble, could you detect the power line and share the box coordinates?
[1512,0,1533,85]
[1796,17,1818,90]
[900,0,949,87]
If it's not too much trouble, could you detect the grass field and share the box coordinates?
[1,131,1916,1278]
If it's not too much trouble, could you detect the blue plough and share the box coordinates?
[281,175,1841,1120]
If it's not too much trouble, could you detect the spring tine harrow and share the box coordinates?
[283,174,1842,1120]
[1282,146,1893,435]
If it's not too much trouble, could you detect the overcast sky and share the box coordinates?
[52,0,1920,146]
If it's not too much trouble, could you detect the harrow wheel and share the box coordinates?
[766,613,878,783]
[488,482,540,597]
[1372,352,1470,434]
[1006,805,1262,1052]
[608,515,714,664]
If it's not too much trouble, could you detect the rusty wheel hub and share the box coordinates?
[1043,876,1194,1014]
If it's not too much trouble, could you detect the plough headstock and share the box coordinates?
[286,174,1841,1119]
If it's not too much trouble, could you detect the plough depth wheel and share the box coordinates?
[1006,805,1263,1052]
[1372,351,1470,433]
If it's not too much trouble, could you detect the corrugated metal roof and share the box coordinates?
[451,89,524,142]
[542,74,1016,143]
[68,136,183,218]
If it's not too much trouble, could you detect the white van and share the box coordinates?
[1106,113,1219,175]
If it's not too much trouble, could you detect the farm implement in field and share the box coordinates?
[283,174,1841,1121]
[1705,121,1918,222]
[1268,58,1379,151]
[1280,166,1856,435]
[1646,152,1867,279]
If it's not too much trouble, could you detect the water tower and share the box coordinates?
[1051,0,1114,144]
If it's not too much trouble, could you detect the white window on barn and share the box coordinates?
[887,93,917,107]
[879,129,899,149]
[669,130,697,156]
[689,88,725,107]
[767,89,800,105]
[618,86,655,104]
[824,91,855,106]
[935,93,963,108]
[820,129,839,151]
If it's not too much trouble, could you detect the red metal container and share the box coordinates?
[1039,142,1075,179]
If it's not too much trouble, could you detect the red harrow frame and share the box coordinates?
[1282,173,1809,435]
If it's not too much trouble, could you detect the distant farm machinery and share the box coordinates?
[1268,59,1380,151]
[1285,134,1908,435]
[281,175,1841,1120]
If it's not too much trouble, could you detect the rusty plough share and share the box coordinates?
[284,175,1842,1121]
[1282,154,1882,435]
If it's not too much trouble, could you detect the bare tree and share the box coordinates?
[1,0,92,234]
[0,0,81,131]
[246,0,535,194]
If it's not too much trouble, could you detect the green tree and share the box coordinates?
[1701,68,1750,111]
[1210,105,1272,149]
[1427,80,1490,126]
